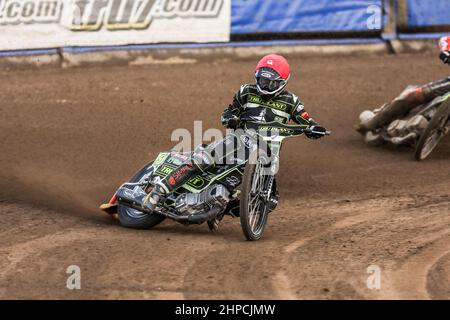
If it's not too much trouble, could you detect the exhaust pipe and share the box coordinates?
[117,195,223,225]
[186,206,222,224]
[389,132,418,145]
[161,206,222,224]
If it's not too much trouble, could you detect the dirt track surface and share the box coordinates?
[0,52,449,299]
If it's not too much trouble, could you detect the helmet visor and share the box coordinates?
[255,67,287,95]
[257,77,284,92]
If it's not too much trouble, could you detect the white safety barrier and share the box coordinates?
[0,0,230,51]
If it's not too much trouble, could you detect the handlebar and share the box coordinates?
[304,128,332,136]
[242,120,331,137]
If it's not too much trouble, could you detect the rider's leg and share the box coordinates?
[142,135,237,211]
[357,77,450,133]
[142,150,213,210]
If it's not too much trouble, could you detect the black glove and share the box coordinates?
[440,51,450,64]
[305,125,327,139]
[226,116,241,129]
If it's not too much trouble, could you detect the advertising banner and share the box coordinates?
[0,0,230,51]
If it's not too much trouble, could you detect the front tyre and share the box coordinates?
[414,100,450,161]
[118,205,165,229]
[240,156,271,241]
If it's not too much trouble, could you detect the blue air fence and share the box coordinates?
[230,0,450,37]
[405,0,450,28]
[231,0,384,34]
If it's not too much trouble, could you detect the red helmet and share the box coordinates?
[439,36,450,64]
[255,54,291,97]
[439,36,450,52]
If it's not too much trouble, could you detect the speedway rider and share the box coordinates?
[143,54,328,214]
[356,36,450,134]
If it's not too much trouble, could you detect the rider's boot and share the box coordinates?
[142,151,213,211]
[208,213,224,232]
[142,184,167,211]
[268,190,280,213]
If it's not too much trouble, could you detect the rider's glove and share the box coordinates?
[440,51,450,64]
[305,125,327,139]
[226,116,241,129]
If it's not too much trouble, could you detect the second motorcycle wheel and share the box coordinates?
[414,99,450,161]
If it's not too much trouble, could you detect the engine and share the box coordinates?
[364,113,430,146]
[386,114,429,138]
[174,184,231,216]
[385,114,429,145]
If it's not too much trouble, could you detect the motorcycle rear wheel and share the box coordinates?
[118,160,165,229]
[118,205,165,229]
[414,100,450,161]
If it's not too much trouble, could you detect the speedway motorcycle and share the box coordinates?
[100,121,330,241]
[359,89,450,161]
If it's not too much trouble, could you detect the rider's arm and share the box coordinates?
[221,86,246,129]
[291,100,318,127]
[440,51,450,65]
[291,99,327,139]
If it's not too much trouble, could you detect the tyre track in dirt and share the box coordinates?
[385,234,450,299]
[276,184,449,299]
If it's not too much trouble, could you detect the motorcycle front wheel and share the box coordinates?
[239,154,272,241]
[414,100,450,161]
